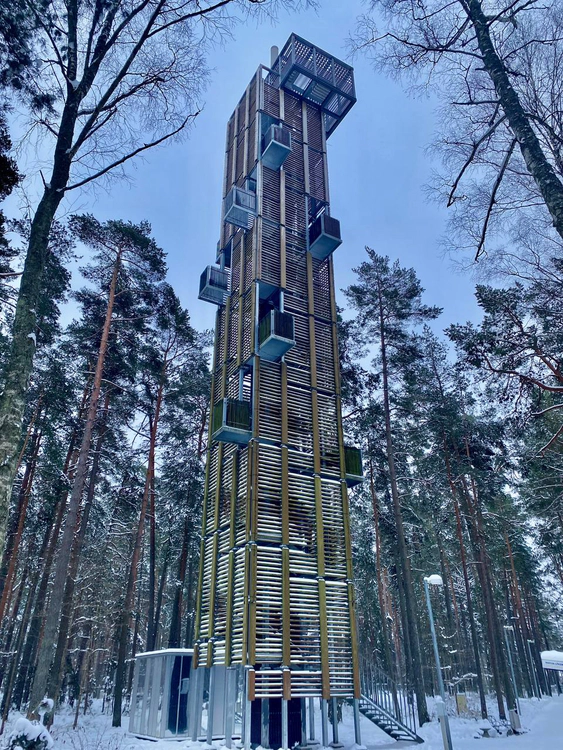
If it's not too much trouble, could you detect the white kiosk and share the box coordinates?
[541,650,563,671]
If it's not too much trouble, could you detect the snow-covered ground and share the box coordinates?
[2,695,562,750]
[415,695,563,750]
[339,695,563,750]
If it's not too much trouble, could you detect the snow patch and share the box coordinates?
[27,332,36,346]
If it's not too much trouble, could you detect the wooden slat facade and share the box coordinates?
[195,52,359,702]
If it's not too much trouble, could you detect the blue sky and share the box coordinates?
[9,1,481,335]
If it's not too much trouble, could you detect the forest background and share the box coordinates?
[0,0,562,737]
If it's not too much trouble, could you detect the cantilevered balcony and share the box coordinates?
[309,213,341,260]
[258,309,295,361]
[224,185,256,230]
[344,446,363,488]
[271,34,356,137]
[261,124,291,170]
[199,266,229,305]
[212,398,252,445]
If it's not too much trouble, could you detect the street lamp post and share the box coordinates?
[424,575,454,750]
[503,626,520,714]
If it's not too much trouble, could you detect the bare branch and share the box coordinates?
[475,138,518,260]
[65,112,200,192]
[447,116,508,206]
[533,402,563,417]
[538,424,563,456]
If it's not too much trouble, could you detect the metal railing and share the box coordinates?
[359,658,418,737]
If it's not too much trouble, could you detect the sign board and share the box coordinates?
[541,650,563,670]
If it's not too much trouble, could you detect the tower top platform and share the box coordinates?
[269,33,356,137]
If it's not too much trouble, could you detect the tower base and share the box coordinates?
[250,697,303,749]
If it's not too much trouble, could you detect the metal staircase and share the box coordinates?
[354,660,424,743]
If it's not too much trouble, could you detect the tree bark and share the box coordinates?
[0,81,80,560]
[169,519,190,648]
[0,563,29,694]
[112,374,165,726]
[0,566,35,732]
[28,253,120,715]
[0,399,43,602]
[46,393,111,701]
[368,456,395,680]
[376,279,429,725]
[0,430,41,626]
[457,465,510,719]
[443,443,487,718]
[12,383,88,709]
[467,0,563,243]
[152,546,169,650]
[146,468,157,652]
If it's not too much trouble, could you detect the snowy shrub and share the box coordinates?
[4,717,54,750]
[52,725,125,750]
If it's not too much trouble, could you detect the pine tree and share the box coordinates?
[28,216,166,716]
[344,250,441,725]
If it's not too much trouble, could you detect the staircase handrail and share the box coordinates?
[359,657,418,737]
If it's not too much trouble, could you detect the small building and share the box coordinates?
[129,648,193,740]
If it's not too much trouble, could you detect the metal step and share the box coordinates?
[354,695,424,744]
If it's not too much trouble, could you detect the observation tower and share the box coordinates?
[193,35,363,749]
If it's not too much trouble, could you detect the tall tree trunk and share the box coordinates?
[377,280,429,725]
[152,546,169,650]
[504,530,535,696]
[466,0,563,243]
[112,375,165,726]
[443,443,487,718]
[184,547,197,648]
[524,588,548,695]
[72,620,92,730]
[12,388,88,710]
[394,562,415,688]
[46,393,111,701]
[0,563,29,694]
[0,431,41,627]
[28,254,121,715]
[457,469,509,718]
[169,520,190,648]
[368,456,395,680]
[146,469,157,652]
[12,491,66,710]
[436,534,462,695]
[0,113,77,559]
[0,567,35,731]
[0,401,42,602]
